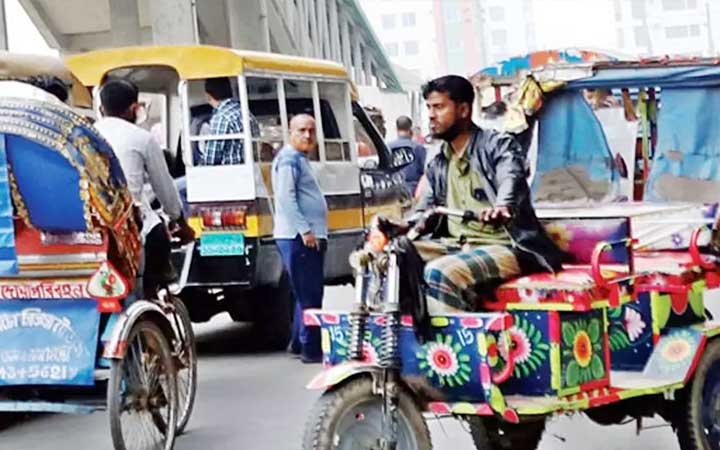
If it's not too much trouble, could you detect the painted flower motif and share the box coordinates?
[425,342,459,376]
[671,233,684,248]
[544,223,573,251]
[562,317,605,387]
[503,315,549,379]
[417,335,472,387]
[518,288,540,303]
[500,327,532,364]
[485,334,499,368]
[624,307,646,342]
[573,331,592,368]
[661,334,692,363]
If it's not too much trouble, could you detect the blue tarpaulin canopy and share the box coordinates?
[565,64,720,89]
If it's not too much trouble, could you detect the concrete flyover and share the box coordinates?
[17,0,403,92]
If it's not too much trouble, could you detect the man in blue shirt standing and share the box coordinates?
[388,115,427,195]
[272,114,328,363]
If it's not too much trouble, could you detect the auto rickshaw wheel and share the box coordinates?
[677,338,720,450]
[108,320,178,450]
[171,296,197,435]
[302,377,431,450]
[468,415,546,450]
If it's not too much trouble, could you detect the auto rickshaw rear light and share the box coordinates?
[198,206,247,229]
[221,208,246,227]
[201,210,222,227]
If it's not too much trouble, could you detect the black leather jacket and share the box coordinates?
[417,125,564,272]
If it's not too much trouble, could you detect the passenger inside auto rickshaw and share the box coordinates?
[412,75,563,314]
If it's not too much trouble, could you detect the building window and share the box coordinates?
[690,24,700,36]
[614,0,622,21]
[491,29,507,46]
[404,41,419,56]
[630,0,646,19]
[385,42,398,57]
[446,38,463,52]
[489,6,504,21]
[444,7,461,24]
[634,26,650,46]
[665,25,689,38]
[381,14,395,29]
[402,12,416,27]
[662,0,696,10]
[616,28,625,48]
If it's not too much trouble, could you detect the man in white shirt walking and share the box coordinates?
[95,79,193,297]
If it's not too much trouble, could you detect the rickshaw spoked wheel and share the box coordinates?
[677,338,720,450]
[171,296,198,434]
[108,320,178,450]
[468,415,546,450]
[302,377,431,450]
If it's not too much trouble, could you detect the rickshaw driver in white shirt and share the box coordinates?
[94,79,194,296]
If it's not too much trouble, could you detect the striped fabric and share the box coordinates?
[421,242,521,312]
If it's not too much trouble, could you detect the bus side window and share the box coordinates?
[185,77,248,166]
[247,76,285,163]
[318,82,352,162]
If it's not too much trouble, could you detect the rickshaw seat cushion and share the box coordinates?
[7,135,87,231]
[491,266,630,310]
[541,216,631,265]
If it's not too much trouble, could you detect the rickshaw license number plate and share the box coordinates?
[200,232,245,256]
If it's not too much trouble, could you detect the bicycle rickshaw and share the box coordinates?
[303,57,720,450]
[0,53,196,450]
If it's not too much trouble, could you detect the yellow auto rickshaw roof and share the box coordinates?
[0,51,92,107]
[66,45,352,87]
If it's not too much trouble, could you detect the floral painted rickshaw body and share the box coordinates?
[302,58,720,450]
[0,53,186,450]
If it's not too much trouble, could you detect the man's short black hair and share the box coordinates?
[100,79,139,117]
[204,77,234,101]
[27,75,69,103]
[396,115,413,132]
[422,75,475,107]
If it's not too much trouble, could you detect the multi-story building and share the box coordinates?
[432,0,536,75]
[360,0,440,79]
[614,0,713,56]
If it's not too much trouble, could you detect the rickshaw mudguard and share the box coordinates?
[306,361,383,391]
[101,299,172,359]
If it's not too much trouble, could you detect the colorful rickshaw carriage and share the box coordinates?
[0,53,195,450]
[301,58,720,450]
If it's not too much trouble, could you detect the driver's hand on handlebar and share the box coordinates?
[170,217,196,246]
[478,206,513,226]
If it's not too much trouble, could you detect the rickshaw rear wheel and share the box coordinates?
[108,319,178,450]
[303,377,431,450]
[676,338,720,450]
[468,416,546,450]
[171,297,197,435]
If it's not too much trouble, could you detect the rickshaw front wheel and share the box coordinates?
[302,377,431,450]
[108,319,178,450]
[677,338,720,450]
[468,415,546,450]
[171,296,198,435]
